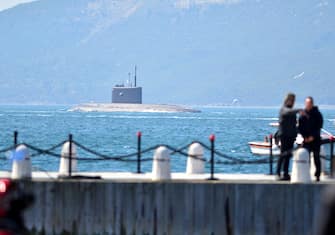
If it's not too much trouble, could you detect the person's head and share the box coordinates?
[305,96,314,111]
[283,93,295,108]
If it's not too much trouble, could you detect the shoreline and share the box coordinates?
[69,103,201,113]
[1,103,335,110]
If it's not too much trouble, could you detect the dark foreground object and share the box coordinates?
[19,180,329,235]
[0,179,34,235]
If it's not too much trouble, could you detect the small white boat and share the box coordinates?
[248,140,281,156]
[248,123,334,156]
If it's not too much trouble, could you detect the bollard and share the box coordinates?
[59,141,77,177]
[291,148,311,183]
[186,142,205,174]
[152,146,171,180]
[137,131,142,173]
[11,144,32,180]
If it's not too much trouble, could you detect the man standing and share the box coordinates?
[277,93,302,180]
[298,96,323,181]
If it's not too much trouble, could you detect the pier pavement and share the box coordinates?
[1,171,335,183]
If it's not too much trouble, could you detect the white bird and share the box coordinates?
[293,72,305,79]
[231,98,240,105]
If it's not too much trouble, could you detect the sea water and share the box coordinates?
[0,105,334,175]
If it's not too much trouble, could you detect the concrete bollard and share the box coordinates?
[186,143,205,174]
[59,141,77,176]
[11,144,32,179]
[152,146,171,180]
[291,148,311,183]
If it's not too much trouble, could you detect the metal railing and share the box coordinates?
[0,131,334,180]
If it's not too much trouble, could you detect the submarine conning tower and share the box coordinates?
[112,66,142,104]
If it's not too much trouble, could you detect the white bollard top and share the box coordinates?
[189,143,204,158]
[11,144,32,179]
[61,141,77,156]
[59,141,77,176]
[186,143,205,174]
[154,146,170,161]
[14,144,30,160]
[152,146,171,180]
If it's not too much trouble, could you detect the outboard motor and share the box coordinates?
[0,179,34,235]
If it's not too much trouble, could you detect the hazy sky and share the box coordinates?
[0,0,37,11]
[0,0,242,12]
[0,0,333,105]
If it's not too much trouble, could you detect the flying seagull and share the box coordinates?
[293,72,305,79]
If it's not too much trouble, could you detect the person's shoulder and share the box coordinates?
[279,106,286,111]
[279,106,286,114]
[313,106,323,116]
[280,106,294,112]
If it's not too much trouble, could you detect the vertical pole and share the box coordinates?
[137,131,142,174]
[208,134,217,180]
[134,65,137,87]
[269,134,273,175]
[68,134,73,177]
[330,136,334,177]
[14,131,18,146]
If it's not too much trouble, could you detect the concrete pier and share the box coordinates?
[14,174,333,235]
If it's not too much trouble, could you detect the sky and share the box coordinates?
[0,0,333,105]
[0,0,241,12]
[0,0,37,11]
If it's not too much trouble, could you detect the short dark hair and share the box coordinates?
[306,96,314,105]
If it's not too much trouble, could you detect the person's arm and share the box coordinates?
[280,107,302,116]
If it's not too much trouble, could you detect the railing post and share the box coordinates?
[330,136,334,177]
[14,131,18,146]
[208,134,218,180]
[137,131,142,174]
[68,134,73,177]
[269,134,273,175]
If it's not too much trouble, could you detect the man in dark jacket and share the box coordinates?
[298,96,323,181]
[277,93,303,180]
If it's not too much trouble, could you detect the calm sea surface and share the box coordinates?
[0,105,334,174]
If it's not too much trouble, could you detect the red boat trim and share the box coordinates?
[248,143,272,149]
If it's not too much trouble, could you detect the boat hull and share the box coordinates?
[248,142,281,156]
